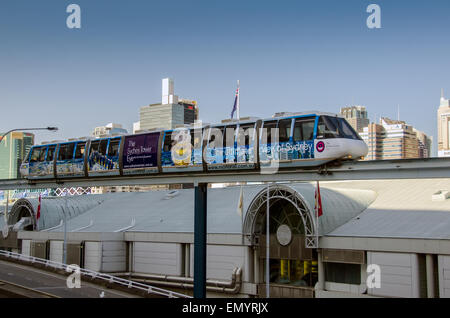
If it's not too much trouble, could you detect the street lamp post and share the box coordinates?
[0,127,59,145]
[1,126,58,236]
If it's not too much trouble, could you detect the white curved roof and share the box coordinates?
[29,183,374,235]
[8,178,450,241]
[324,179,450,239]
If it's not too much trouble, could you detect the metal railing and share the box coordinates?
[0,250,191,298]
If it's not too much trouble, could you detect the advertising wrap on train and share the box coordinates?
[122,133,159,174]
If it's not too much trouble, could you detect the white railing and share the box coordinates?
[0,250,191,298]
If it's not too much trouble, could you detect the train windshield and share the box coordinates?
[317,116,362,140]
[30,147,43,163]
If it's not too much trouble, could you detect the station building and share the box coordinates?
[1,178,450,298]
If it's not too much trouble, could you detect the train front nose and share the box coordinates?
[348,140,368,159]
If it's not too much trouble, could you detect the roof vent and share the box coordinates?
[165,190,179,200]
[432,190,450,202]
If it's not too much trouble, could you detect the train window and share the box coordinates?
[89,140,100,154]
[224,125,236,148]
[317,116,339,139]
[74,142,86,159]
[261,121,277,143]
[190,130,202,149]
[39,147,47,161]
[30,147,42,163]
[208,126,224,148]
[163,131,173,152]
[277,119,292,143]
[108,139,120,157]
[46,146,56,162]
[58,143,75,161]
[99,140,108,155]
[293,118,315,141]
[237,123,255,146]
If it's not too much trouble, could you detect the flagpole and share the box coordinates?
[316,181,319,244]
[237,80,240,120]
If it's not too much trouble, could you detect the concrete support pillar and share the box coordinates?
[426,254,435,298]
[254,247,260,284]
[185,244,190,278]
[246,247,253,284]
[317,249,325,291]
[194,183,207,298]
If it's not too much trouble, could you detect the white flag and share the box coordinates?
[237,185,244,217]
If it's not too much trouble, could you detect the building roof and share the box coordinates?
[10,183,373,235]
[324,179,450,239]
[9,179,450,241]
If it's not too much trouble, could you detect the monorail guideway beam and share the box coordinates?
[2,158,450,191]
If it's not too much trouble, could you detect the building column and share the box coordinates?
[426,254,435,298]
[194,183,207,298]
[317,249,325,291]
[185,244,190,278]
[253,247,260,284]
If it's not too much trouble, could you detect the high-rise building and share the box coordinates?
[414,128,433,158]
[92,123,128,138]
[438,89,450,157]
[360,122,385,160]
[360,117,430,160]
[138,78,198,132]
[0,132,34,179]
[340,106,370,132]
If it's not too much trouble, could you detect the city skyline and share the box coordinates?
[1,0,450,155]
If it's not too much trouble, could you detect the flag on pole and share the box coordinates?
[230,82,240,119]
[237,185,244,217]
[36,194,42,221]
[315,181,323,217]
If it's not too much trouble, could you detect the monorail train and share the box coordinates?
[19,112,368,179]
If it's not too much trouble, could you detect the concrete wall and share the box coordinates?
[49,240,63,263]
[21,239,31,256]
[84,241,102,272]
[190,244,247,281]
[133,242,183,276]
[101,241,126,272]
[438,255,450,298]
[367,251,420,298]
[84,241,126,273]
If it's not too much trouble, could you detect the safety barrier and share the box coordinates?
[0,250,191,298]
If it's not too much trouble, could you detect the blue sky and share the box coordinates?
[1,0,449,155]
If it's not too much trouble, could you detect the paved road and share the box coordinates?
[0,260,139,298]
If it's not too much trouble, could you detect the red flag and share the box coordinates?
[315,181,323,217]
[36,194,41,220]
